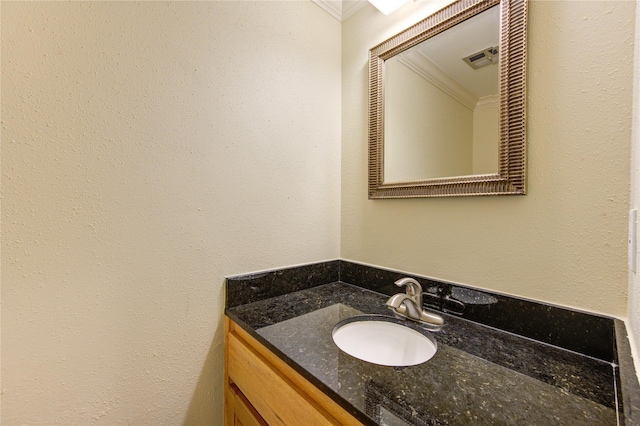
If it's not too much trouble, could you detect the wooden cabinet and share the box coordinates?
[224,317,363,426]
[228,383,268,426]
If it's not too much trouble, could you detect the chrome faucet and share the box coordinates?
[386,278,444,327]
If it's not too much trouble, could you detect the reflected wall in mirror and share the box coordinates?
[368,0,527,198]
[385,5,500,181]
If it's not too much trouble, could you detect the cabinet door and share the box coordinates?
[229,384,267,426]
[228,332,339,425]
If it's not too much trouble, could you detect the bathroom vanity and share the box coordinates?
[224,260,640,425]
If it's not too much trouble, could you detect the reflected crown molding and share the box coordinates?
[475,94,499,111]
[397,52,479,111]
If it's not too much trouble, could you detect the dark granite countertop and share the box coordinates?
[225,260,640,426]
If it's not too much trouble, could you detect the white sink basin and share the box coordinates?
[332,315,437,367]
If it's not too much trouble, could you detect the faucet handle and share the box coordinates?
[394,278,423,305]
[389,278,444,327]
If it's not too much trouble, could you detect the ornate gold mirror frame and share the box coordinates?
[368,0,527,198]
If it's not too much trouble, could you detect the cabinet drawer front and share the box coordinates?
[230,384,268,426]
[228,332,339,426]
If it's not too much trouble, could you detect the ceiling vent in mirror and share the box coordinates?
[463,46,499,69]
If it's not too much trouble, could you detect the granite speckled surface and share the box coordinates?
[225,260,640,425]
[226,260,339,308]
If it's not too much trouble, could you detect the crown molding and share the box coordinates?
[312,0,367,22]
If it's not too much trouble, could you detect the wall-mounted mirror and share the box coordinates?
[368,0,527,198]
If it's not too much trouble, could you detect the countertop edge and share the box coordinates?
[615,319,640,426]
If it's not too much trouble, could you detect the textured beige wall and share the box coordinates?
[629,0,640,370]
[1,2,341,424]
[342,0,634,316]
